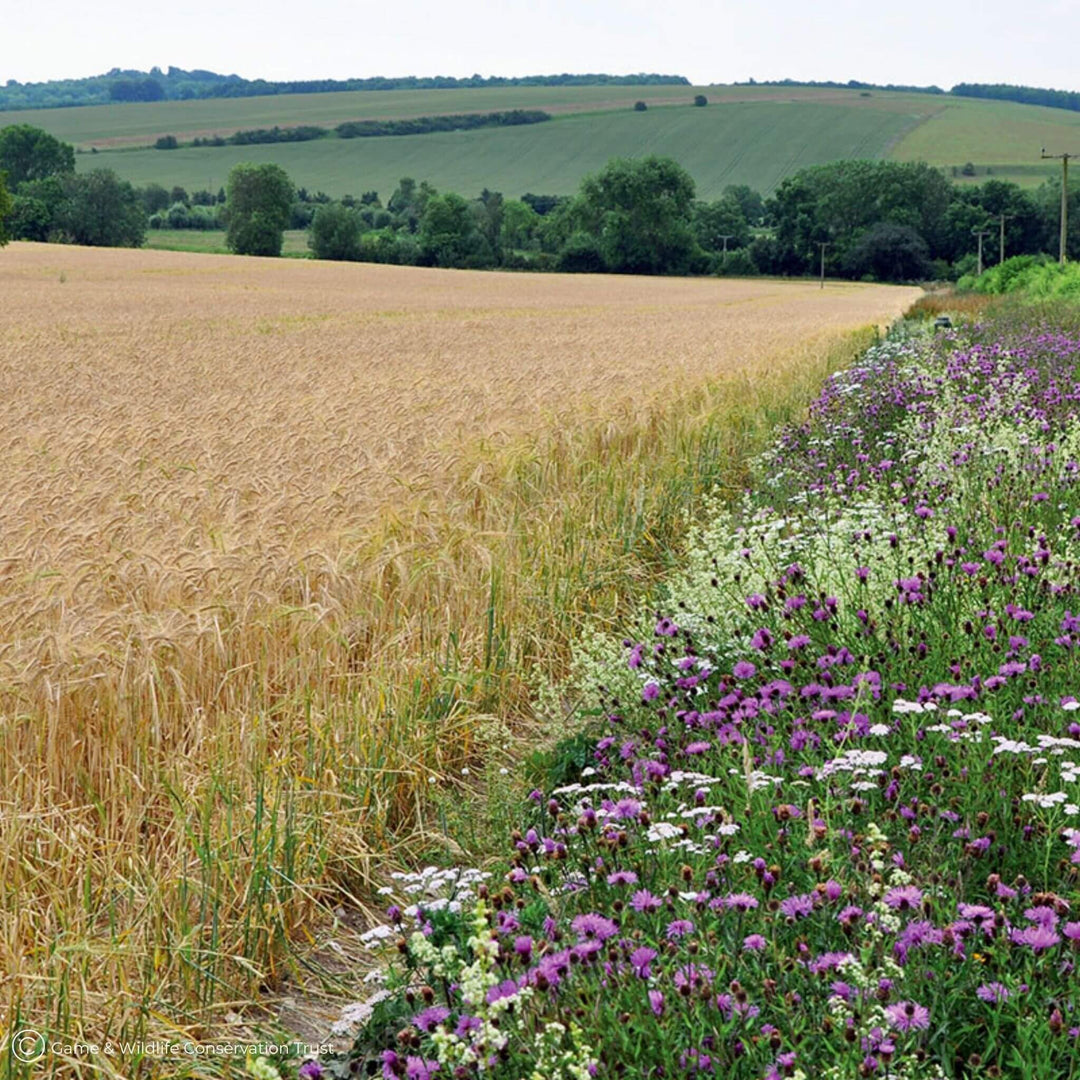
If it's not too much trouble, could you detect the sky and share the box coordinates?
[6,0,1080,91]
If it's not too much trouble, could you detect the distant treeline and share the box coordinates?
[949,83,1080,112]
[743,77,1080,113]
[0,68,688,111]
[740,77,947,94]
[173,110,551,150]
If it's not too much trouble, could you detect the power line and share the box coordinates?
[1041,148,1078,264]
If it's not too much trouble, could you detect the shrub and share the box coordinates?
[308,202,363,262]
[557,231,606,273]
[693,94,707,106]
[714,248,758,276]
[154,135,178,150]
[634,101,647,112]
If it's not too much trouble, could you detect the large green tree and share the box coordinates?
[61,169,146,247]
[576,156,697,274]
[224,162,294,257]
[0,124,75,187]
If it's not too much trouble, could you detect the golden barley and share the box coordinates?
[0,241,919,1067]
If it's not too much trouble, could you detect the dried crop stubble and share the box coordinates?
[0,242,919,1053]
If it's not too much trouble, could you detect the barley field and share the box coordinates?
[0,242,919,1072]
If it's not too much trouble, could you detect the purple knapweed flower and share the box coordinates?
[884,1001,930,1032]
[883,885,924,912]
[779,894,814,920]
[977,983,1010,1003]
[666,919,695,940]
[571,913,619,941]
[630,946,657,978]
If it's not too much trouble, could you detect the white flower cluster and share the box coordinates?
[329,989,393,1037]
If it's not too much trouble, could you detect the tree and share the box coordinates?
[0,171,12,247]
[722,184,765,226]
[224,162,294,256]
[61,169,146,247]
[500,200,540,252]
[771,160,953,274]
[694,94,708,107]
[140,182,171,214]
[692,196,750,253]
[419,193,491,267]
[842,222,931,282]
[634,101,648,112]
[474,188,505,260]
[577,156,697,275]
[308,202,363,261]
[0,124,75,187]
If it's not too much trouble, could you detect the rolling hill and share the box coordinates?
[8,82,1079,199]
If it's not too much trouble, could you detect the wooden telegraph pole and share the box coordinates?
[818,241,829,289]
[993,212,1014,266]
[1041,149,1077,263]
[971,226,991,277]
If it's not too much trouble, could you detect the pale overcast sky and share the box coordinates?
[6,0,1080,90]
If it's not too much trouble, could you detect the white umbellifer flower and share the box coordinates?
[645,822,682,841]
[1064,701,1080,712]
[869,724,891,736]
[359,924,394,948]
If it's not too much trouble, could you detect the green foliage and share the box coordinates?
[633,101,647,112]
[60,169,146,247]
[140,182,171,214]
[418,192,492,268]
[336,110,549,139]
[0,124,75,187]
[841,222,931,281]
[714,248,758,276]
[308,202,363,261]
[692,195,750,252]
[965,253,1080,297]
[722,183,765,226]
[499,199,539,252]
[693,94,708,107]
[0,172,11,246]
[556,230,606,273]
[154,135,178,150]
[577,155,697,274]
[225,162,294,256]
[771,160,953,276]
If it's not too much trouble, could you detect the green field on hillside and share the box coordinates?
[890,95,1080,186]
[70,100,924,198]
[11,81,1076,199]
[12,83,925,147]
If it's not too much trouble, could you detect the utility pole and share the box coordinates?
[718,234,734,257]
[817,241,829,289]
[993,212,1014,266]
[971,226,991,277]
[1041,148,1077,263]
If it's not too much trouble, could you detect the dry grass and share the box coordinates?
[0,242,919,1073]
